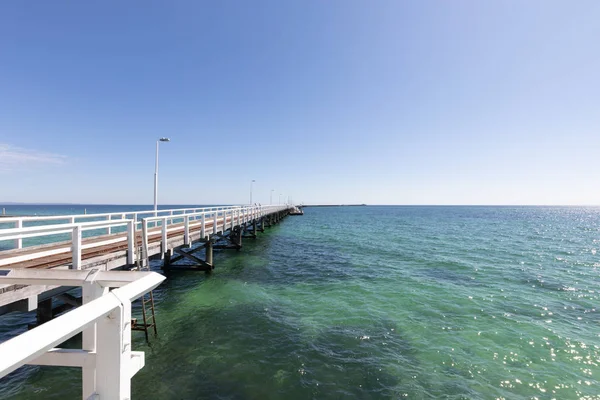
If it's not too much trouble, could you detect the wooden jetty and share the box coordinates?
[0,204,293,399]
[0,205,291,315]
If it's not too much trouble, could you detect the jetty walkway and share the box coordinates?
[0,204,294,399]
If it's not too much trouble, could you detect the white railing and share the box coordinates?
[0,205,291,270]
[0,269,166,400]
[140,205,289,264]
[0,206,247,249]
[0,219,136,269]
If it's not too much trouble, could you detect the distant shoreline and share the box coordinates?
[302,204,367,207]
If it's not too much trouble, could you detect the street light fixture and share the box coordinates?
[154,137,170,213]
[250,179,256,205]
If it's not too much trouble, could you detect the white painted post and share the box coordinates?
[127,220,135,265]
[133,213,138,231]
[201,213,206,239]
[95,297,131,399]
[106,215,111,235]
[142,220,149,268]
[15,219,23,249]
[70,216,76,224]
[217,210,222,233]
[184,215,190,247]
[161,217,168,257]
[72,225,82,270]
[212,211,217,235]
[82,273,108,399]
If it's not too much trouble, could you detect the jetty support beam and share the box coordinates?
[214,228,242,250]
[171,247,213,272]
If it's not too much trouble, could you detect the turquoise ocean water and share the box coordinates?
[1,205,599,399]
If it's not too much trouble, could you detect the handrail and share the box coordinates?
[0,219,136,269]
[0,205,242,225]
[0,205,292,268]
[0,269,166,399]
[0,219,133,241]
[0,206,249,250]
[0,206,247,241]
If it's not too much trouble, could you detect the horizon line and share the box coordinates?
[1,202,600,207]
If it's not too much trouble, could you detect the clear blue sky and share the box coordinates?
[1,1,599,205]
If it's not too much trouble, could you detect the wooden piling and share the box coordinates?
[163,250,172,271]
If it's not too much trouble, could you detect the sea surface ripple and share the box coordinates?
[1,205,599,399]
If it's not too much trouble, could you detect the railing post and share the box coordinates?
[161,217,168,257]
[15,219,23,249]
[142,219,149,268]
[71,225,82,270]
[82,273,108,399]
[201,213,206,239]
[106,215,112,235]
[133,213,138,230]
[95,297,131,399]
[127,220,135,265]
[184,215,190,246]
[213,211,217,235]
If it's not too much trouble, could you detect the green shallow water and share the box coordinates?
[1,206,600,399]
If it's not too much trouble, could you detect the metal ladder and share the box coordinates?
[131,244,158,342]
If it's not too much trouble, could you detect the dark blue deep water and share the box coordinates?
[1,205,599,399]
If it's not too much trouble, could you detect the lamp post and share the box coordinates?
[250,179,256,205]
[154,137,170,213]
[270,189,274,205]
